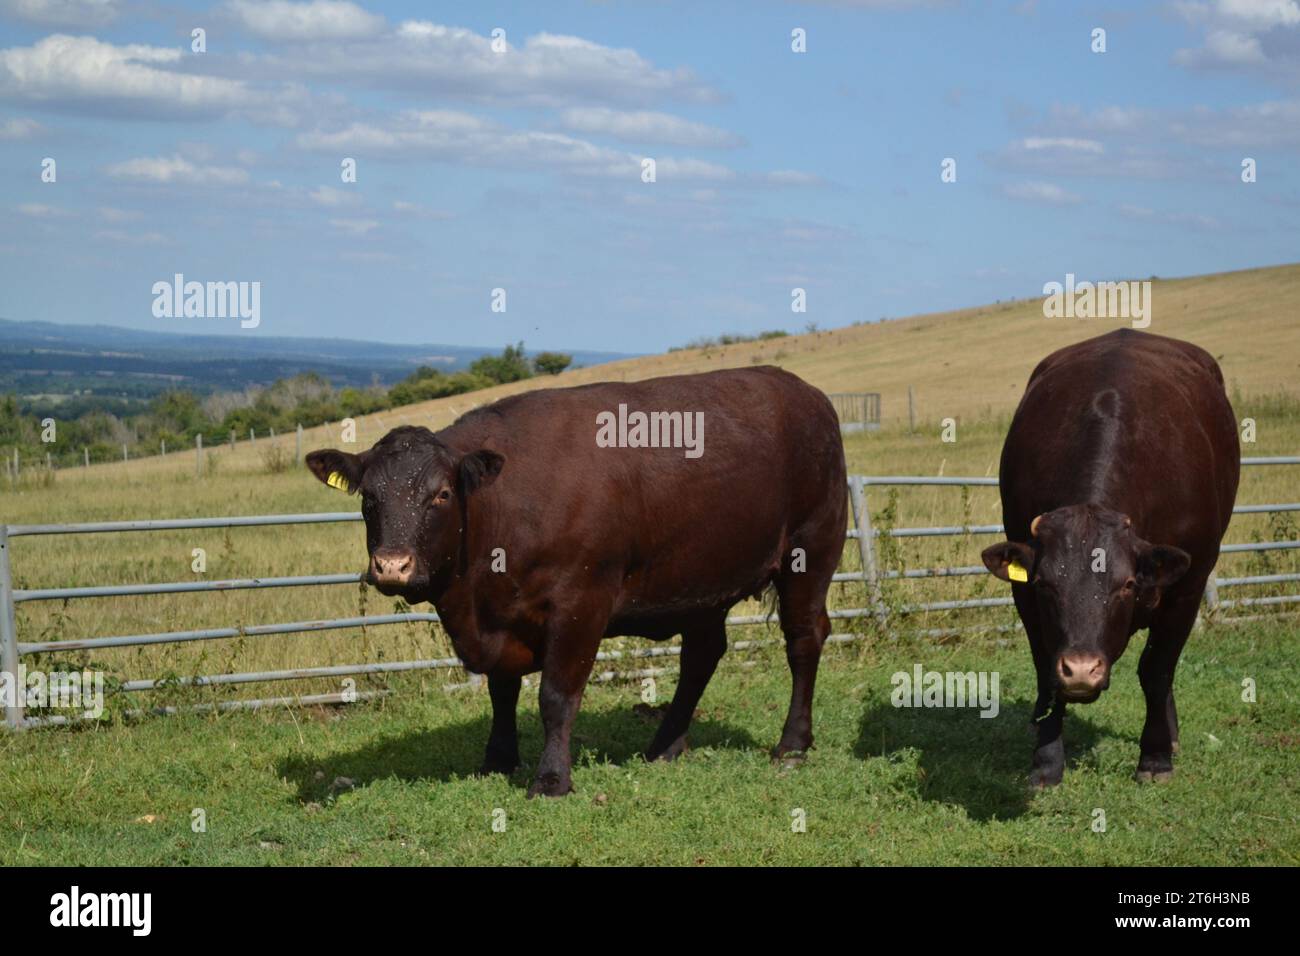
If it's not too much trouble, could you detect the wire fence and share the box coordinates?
[3,457,1296,729]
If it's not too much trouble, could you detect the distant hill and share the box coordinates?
[313,261,1300,432]
[0,318,637,409]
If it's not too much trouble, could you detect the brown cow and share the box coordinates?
[308,366,847,797]
[981,329,1239,786]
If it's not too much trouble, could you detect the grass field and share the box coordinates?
[2,622,1296,865]
[1,263,1297,865]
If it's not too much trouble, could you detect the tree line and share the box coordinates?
[0,343,572,468]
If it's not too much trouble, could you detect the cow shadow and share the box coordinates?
[854,699,1112,822]
[278,706,760,802]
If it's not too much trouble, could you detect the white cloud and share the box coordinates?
[1175,28,1267,66]
[1116,203,1220,230]
[242,21,717,107]
[763,170,825,187]
[17,201,73,217]
[329,217,379,236]
[1217,0,1300,28]
[1173,0,1300,72]
[392,200,453,220]
[990,134,1175,180]
[1001,181,1083,205]
[98,206,142,222]
[1169,98,1300,145]
[1035,99,1300,150]
[0,35,252,118]
[309,185,360,207]
[223,0,386,41]
[0,0,118,28]
[558,107,743,147]
[780,220,855,243]
[652,156,735,181]
[93,228,167,244]
[105,154,251,185]
[297,110,631,175]
[0,116,42,139]
[300,109,753,183]
[1020,137,1105,153]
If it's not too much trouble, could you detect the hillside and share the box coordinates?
[369,261,1300,434]
[13,261,1300,481]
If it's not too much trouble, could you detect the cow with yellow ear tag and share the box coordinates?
[980,329,1239,789]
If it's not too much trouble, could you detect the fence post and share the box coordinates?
[296,424,303,464]
[84,447,89,468]
[908,386,916,432]
[196,433,203,477]
[849,476,885,619]
[0,525,23,729]
[229,429,235,451]
[123,444,128,462]
[161,439,166,457]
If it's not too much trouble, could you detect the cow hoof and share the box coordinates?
[477,758,520,777]
[526,773,573,799]
[1135,768,1174,784]
[646,736,688,762]
[1028,768,1063,790]
[771,748,808,770]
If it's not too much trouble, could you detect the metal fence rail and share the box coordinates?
[2,458,1296,729]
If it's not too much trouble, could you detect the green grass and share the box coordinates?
[2,620,1295,866]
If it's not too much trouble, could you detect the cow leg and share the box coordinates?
[528,605,606,799]
[645,613,728,761]
[1016,585,1067,788]
[1135,594,1198,783]
[479,674,522,775]
[773,574,832,761]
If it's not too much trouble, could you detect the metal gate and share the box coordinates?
[3,457,1296,729]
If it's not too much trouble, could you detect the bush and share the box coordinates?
[469,342,532,385]
[534,351,572,375]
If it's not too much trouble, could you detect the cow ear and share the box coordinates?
[1136,543,1191,590]
[306,448,365,494]
[458,449,504,496]
[981,541,1035,584]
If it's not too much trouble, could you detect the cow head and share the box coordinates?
[307,426,504,600]
[981,505,1190,703]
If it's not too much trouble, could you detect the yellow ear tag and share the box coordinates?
[326,471,350,492]
[1007,560,1029,583]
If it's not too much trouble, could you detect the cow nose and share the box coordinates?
[1056,653,1109,700]
[370,548,415,586]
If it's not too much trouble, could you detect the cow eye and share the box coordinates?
[435,489,451,503]
[1121,577,1136,592]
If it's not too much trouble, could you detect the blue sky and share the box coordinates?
[1,0,1297,352]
